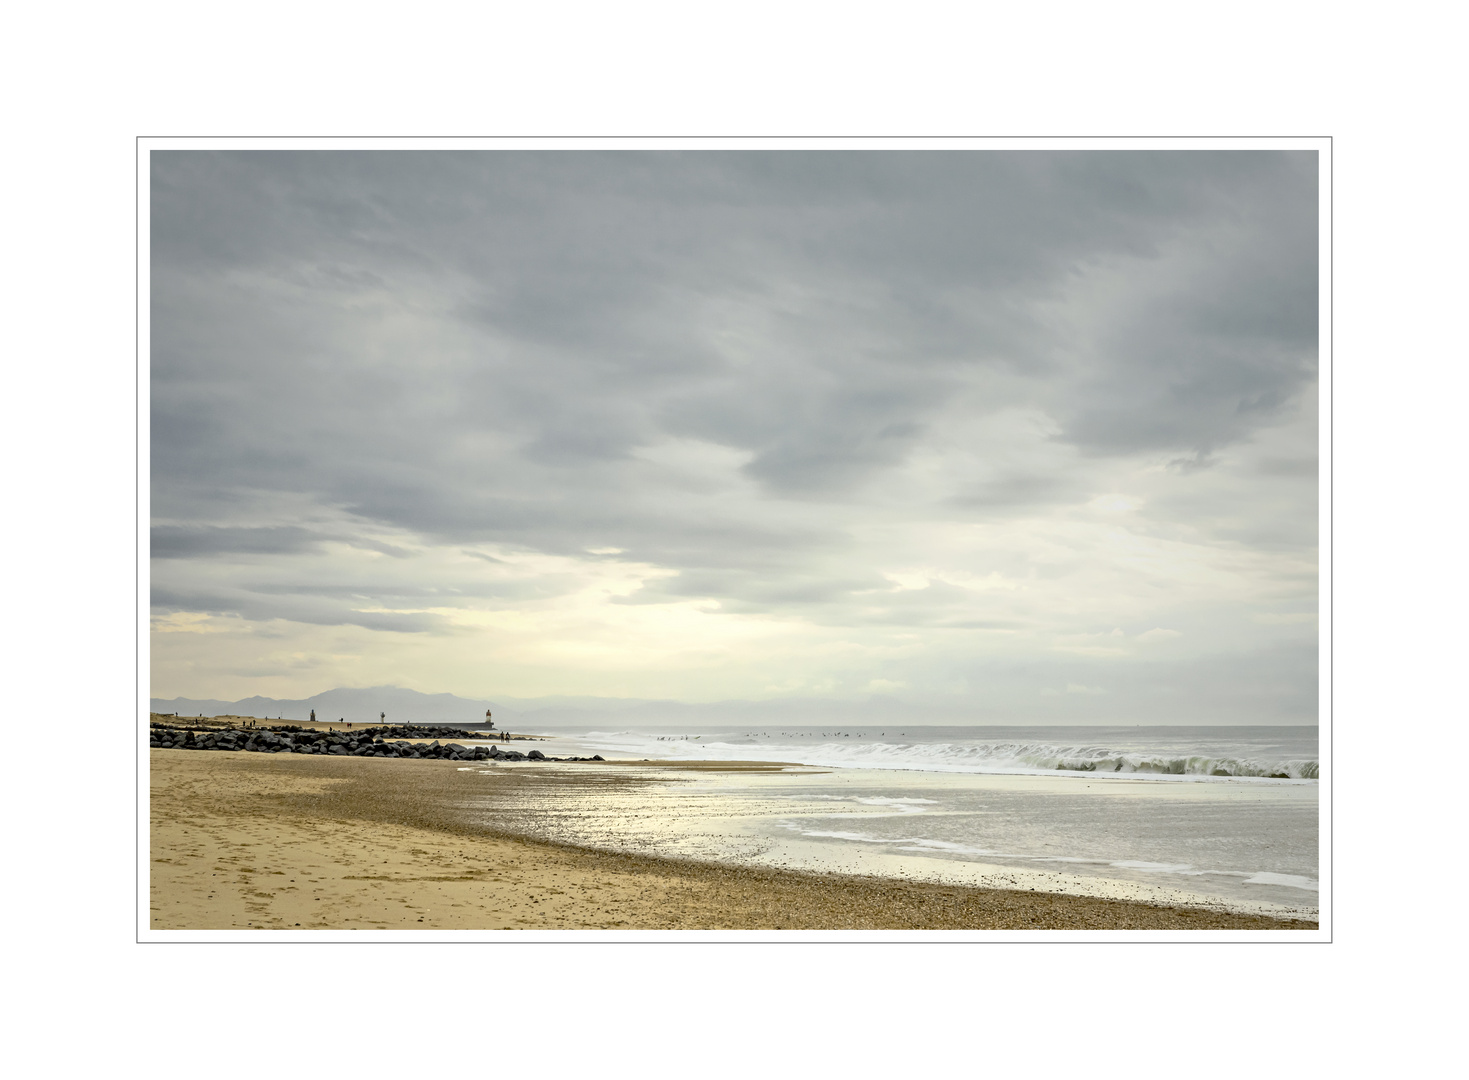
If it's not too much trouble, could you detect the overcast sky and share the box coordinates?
[150,149,1318,722]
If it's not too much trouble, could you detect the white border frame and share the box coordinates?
[137,136,1330,943]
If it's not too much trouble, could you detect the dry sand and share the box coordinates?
[148,749,1317,931]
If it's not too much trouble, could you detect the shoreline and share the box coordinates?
[148,749,1317,931]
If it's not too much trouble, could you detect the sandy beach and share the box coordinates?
[148,748,1316,931]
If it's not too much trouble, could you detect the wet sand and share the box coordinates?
[148,750,1317,931]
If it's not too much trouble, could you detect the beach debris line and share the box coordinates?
[148,723,604,762]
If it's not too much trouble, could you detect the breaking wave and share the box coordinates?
[574,730,1319,780]
[1011,743,1319,779]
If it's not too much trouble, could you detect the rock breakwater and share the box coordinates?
[148,723,603,763]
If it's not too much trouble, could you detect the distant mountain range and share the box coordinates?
[152,686,505,725]
[147,685,933,728]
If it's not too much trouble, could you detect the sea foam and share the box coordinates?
[569,726,1320,780]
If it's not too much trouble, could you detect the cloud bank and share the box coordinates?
[150,149,1318,722]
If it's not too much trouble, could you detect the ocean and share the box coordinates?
[489,725,1322,919]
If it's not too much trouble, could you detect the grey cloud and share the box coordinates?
[244,579,563,603]
[151,149,1318,677]
[951,472,1082,511]
[153,152,1317,501]
[151,525,324,559]
[1057,159,1317,457]
[151,525,413,560]
[151,585,450,633]
[664,358,952,495]
[612,568,889,611]
[1255,456,1319,478]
